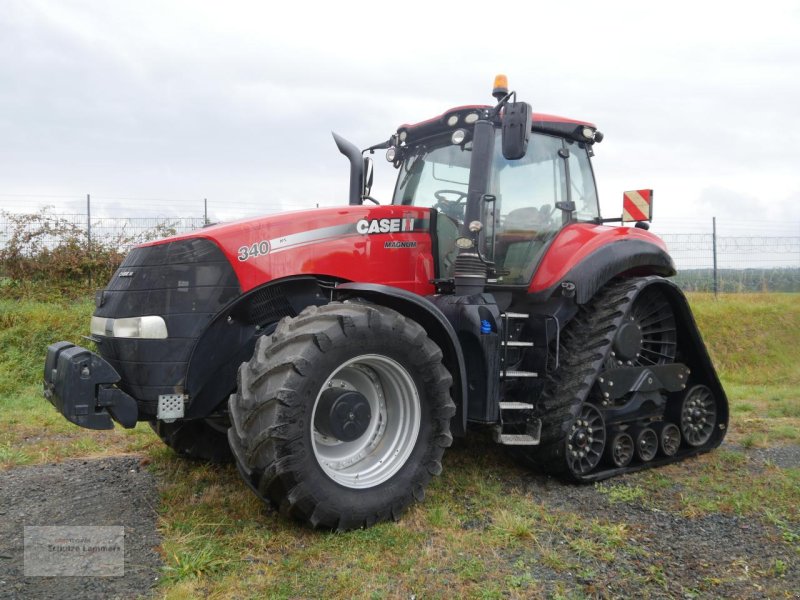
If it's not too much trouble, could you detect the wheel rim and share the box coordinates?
[311,354,421,489]
[609,286,677,368]
[567,404,606,476]
[608,431,634,468]
[635,428,659,462]
[660,423,681,456]
[681,385,717,447]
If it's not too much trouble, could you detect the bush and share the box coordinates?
[0,207,177,298]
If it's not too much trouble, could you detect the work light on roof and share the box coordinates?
[451,129,466,145]
[464,112,479,124]
[446,114,459,127]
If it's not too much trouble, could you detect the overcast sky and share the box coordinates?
[1,0,799,237]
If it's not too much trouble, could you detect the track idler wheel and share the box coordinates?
[634,427,659,462]
[606,431,634,468]
[658,422,681,456]
[566,403,606,476]
[680,385,717,447]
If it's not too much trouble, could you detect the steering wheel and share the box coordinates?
[433,189,468,221]
[434,189,468,205]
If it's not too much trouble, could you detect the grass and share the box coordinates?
[0,292,798,597]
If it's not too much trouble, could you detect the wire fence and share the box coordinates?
[661,233,800,293]
[1,212,798,293]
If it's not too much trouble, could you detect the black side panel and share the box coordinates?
[430,295,502,424]
[532,239,676,304]
[93,238,240,416]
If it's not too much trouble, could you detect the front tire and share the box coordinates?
[228,302,455,530]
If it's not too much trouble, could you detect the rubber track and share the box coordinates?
[227,302,455,530]
[514,277,651,481]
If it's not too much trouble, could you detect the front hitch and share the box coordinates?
[43,342,138,430]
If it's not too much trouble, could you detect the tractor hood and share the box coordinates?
[138,205,437,294]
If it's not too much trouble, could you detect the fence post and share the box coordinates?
[712,216,718,298]
[204,198,209,225]
[87,193,92,289]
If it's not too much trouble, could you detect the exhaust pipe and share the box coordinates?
[332,132,364,206]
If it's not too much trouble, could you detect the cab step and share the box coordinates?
[503,370,538,378]
[502,312,529,319]
[492,419,542,445]
[499,401,535,410]
[502,340,534,347]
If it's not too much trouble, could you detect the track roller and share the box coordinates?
[634,427,658,462]
[606,431,634,468]
[658,422,681,456]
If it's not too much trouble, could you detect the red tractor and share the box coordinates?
[44,76,728,530]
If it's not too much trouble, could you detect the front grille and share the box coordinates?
[93,238,240,413]
[246,284,296,324]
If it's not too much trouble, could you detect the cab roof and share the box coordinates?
[397,105,597,145]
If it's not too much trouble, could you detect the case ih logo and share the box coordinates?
[356,218,415,235]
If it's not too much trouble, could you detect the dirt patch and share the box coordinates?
[0,456,161,600]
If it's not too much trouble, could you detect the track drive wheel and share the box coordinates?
[228,302,455,530]
[149,418,234,463]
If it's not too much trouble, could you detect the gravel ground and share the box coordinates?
[502,443,800,598]
[0,456,161,600]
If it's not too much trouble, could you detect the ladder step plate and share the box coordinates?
[503,370,538,378]
[495,433,540,446]
[502,341,534,347]
[499,402,535,410]
[502,312,529,319]
[492,419,541,446]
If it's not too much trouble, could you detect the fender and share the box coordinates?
[184,276,330,418]
[334,282,468,436]
[531,233,676,304]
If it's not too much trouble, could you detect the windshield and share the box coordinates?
[393,134,471,219]
[392,130,600,285]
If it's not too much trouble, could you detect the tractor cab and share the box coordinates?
[379,76,606,291]
[390,123,601,285]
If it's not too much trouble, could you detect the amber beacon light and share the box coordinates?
[492,74,509,100]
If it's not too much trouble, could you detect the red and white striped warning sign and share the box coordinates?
[623,189,653,222]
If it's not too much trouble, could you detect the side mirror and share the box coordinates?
[363,157,374,199]
[622,190,654,222]
[501,101,532,160]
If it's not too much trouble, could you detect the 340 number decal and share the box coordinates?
[237,240,270,262]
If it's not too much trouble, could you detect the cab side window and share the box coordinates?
[491,133,566,284]
[566,141,600,221]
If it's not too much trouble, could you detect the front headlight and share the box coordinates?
[90,315,168,339]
